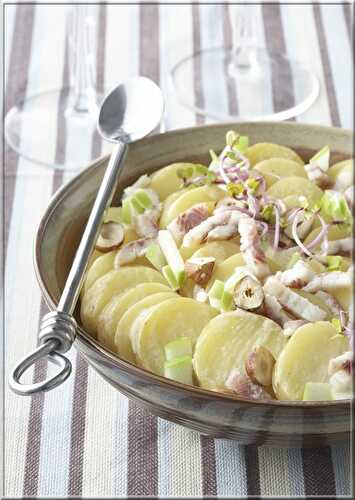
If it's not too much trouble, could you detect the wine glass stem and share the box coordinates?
[68,5,97,114]
[229,4,258,68]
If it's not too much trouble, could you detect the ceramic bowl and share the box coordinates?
[35,121,352,447]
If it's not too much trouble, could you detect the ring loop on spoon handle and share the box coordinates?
[9,141,128,395]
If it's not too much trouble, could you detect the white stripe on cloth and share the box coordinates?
[215,440,248,497]
[159,3,195,131]
[281,3,331,126]
[81,5,140,496]
[5,4,63,495]
[158,420,203,498]
[319,4,353,129]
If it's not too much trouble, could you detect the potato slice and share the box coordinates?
[83,251,116,294]
[254,158,306,187]
[160,186,225,228]
[115,292,177,363]
[303,224,351,249]
[273,321,349,400]
[246,143,304,167]
[266,177,323,203]
[190,240,240,263]
[193,310,286,390]
[206,253,245,290]
[97,282,171,351]
[150,163,190,200]
[80,266,166,336]
[132,297,218,375]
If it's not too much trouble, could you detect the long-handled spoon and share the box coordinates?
[9,77,164,395]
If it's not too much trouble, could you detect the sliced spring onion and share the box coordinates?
[122,199,133,224]
[319,190,351,223]
[309,145,330,172]
[331,317,342,334]
[164,355,193,385]
[134,189,153,210]
[146,243,167,270]
[164,337,192,361]
[326,255,343,272]
[158,230,186,287]
[208,279,225,309]
[162,265,179,291]
[286,252,302,269]
[130,196,145,214]
[220,289,233,311]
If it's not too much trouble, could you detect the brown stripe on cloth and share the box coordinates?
[67,6,108,495]
[4,4,35,257]
[200,435,217,497]
[244,444,261,496]
[222,4,238,116]
[192,3,204,126]
[313,4,341,127]
[302,447,336,496]
[126,4,160,497]
[342,3,352,45]
[22,33,70,498]
[91,4,107,160]
[262,3,295,116]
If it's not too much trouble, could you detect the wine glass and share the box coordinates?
[171,3,319,122]
[5,5,106,171]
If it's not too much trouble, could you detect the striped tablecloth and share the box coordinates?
[4,2,352,498]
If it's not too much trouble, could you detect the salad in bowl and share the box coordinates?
[80,131,353,403]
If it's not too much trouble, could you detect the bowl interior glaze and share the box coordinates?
[35,122,352,446]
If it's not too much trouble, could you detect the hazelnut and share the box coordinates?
[245,346,275,387]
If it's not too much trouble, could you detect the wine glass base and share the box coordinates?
[171,47,320,122]
[5,88,107,171]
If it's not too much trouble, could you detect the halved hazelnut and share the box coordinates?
[233,276,264,310]
[185,257,215,286]
[245,346,275,387]
[225,371,274,401]
[95,222,124,253]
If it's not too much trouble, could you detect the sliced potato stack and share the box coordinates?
[273,322,349,400]
[80,266,167,336]
[193,310,286,390]
[97,282,172,351]
[130,297,217,375]
[246,143,304,166]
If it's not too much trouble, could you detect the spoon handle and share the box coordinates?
[9,141,128,395]
[59,141,127,313]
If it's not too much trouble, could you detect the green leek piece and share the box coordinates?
[158,230,186,286]
[164,355,193,385]
[220,289,233,311]
[208,279,225,309]
[303,382,333,401]
[146,244,167,270]
[331,317,342,334]
[319,190,351,223]
[286,253,302,269]
[122,199,133,224]
[162,265,179,291]
[164,337,192,361]
[326,255,343,272]
[134,189,153,210]
[310,145,330,171]
[130,196,145,214]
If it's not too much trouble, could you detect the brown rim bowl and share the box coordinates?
[34,121,353,447]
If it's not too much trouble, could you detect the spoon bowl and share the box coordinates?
[98,77,164,143]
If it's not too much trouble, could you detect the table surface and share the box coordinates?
[4,2,352,498]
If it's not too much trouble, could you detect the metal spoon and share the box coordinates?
[9,77,164,395]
